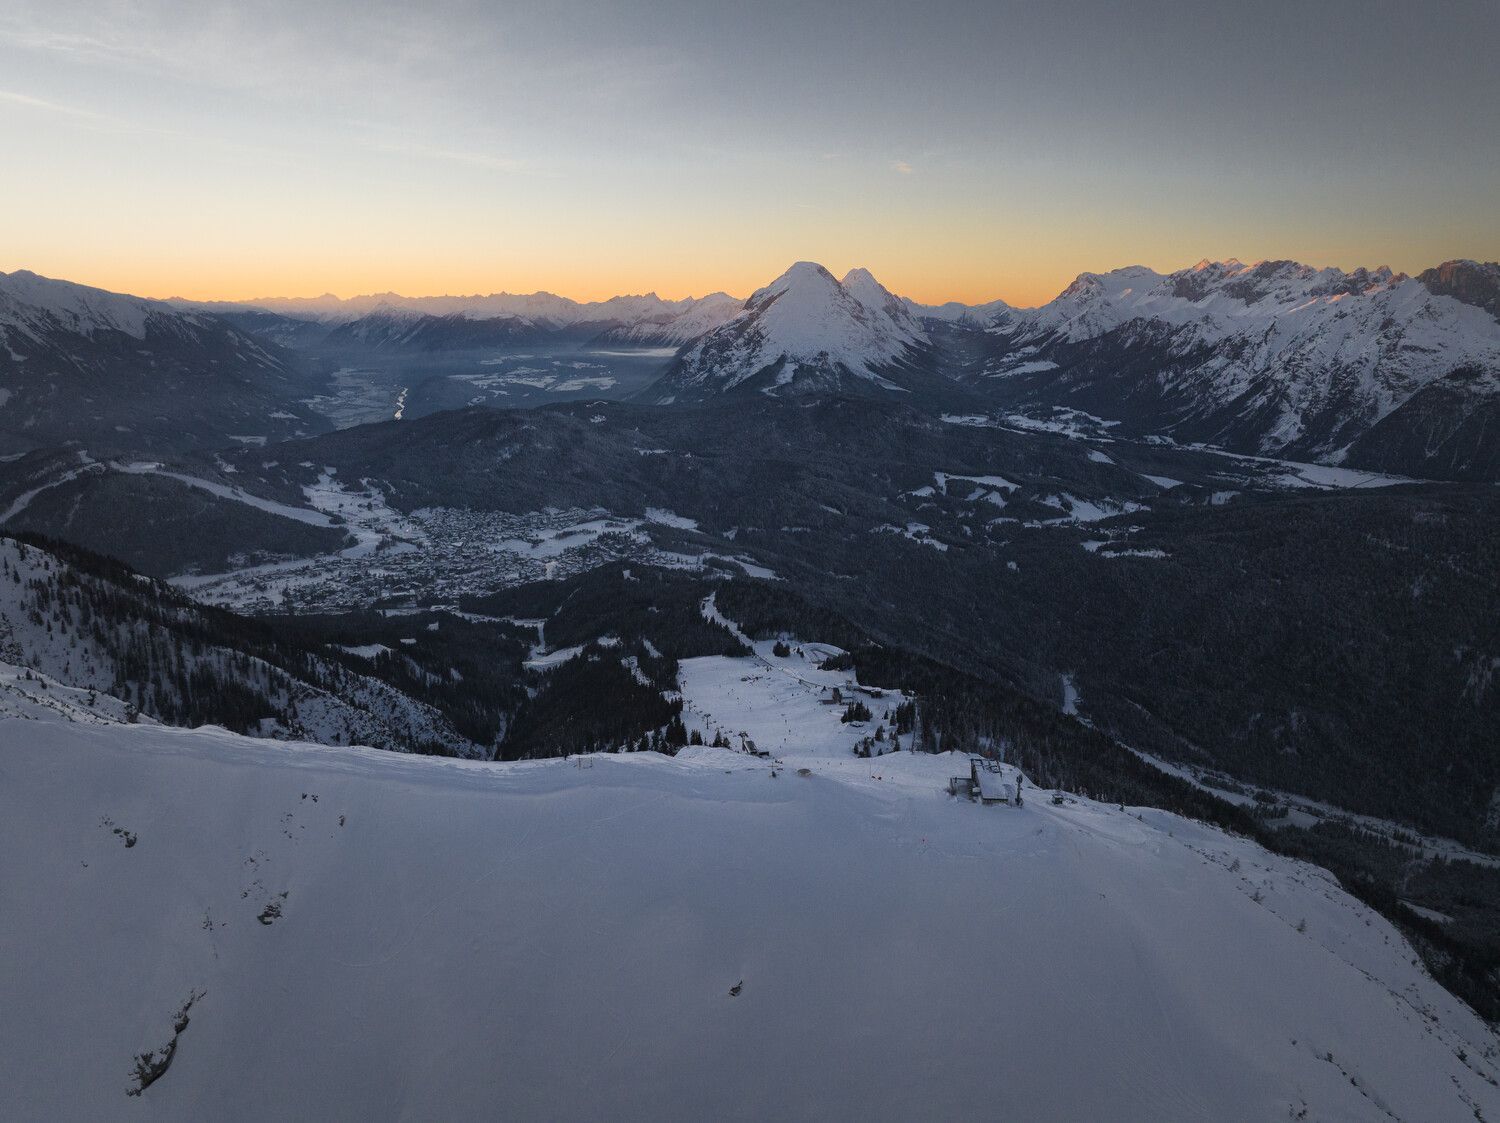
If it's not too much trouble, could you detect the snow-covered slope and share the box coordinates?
[0,536,484,757]
[640,263,938,403]
[0,659,156,725]
[0,269,167,341]
[0,269,323,455]
[978,259,1500,477]
[4,703,1498,1119]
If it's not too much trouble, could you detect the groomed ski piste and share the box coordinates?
[4,641,1500,1120]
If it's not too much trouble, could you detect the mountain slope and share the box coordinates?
[972,259,1500,478]
[638,263,959,404]
[0,534,484,756]
[4,712,1497,1119]
[0,270,327,455]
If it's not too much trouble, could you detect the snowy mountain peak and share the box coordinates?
[642,262,930,402]
[1027,258,1439,344]
[1033,267,1168,339]
[738,262,923,364]
[749,261,842,305]
[1165,259,1406,305]
[1058,265,1165,301]
[839,267,912,323]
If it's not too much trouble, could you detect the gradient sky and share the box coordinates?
[2,0,1497,307]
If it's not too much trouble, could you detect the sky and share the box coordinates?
[1,0,1497,307]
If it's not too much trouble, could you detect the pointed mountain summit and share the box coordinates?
[637,261,943,404]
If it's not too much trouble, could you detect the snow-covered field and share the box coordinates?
[4,702,1499,1120]
[449,366,617,397]
[677,595,891,757]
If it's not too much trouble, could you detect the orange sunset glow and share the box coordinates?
[2,1,1495,306]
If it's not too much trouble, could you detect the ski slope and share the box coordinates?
[3,703,1498,1120]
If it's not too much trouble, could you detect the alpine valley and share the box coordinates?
[5,256,1500,1119]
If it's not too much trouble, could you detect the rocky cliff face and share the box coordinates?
[1419,259,1500,321]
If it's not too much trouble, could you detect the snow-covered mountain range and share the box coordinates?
[635,256,1500,479]
[905,293,1015,327]
[7,251,1500,1117]
[966,258,1500,478]
[318,307,543,351]
[8,257,1500,476]
[593,290,744,345]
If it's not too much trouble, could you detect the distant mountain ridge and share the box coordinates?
[180,288,744,348]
